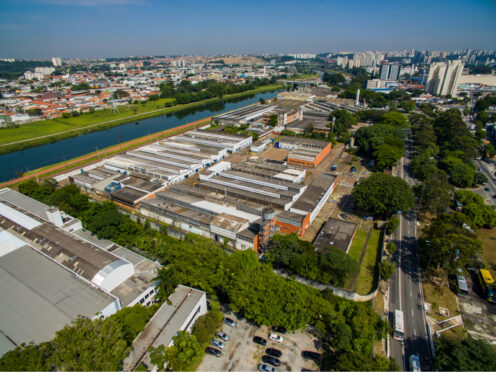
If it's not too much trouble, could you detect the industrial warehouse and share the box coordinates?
[58,109,344,253]
[0,188,160,357]
[139,159,336,250]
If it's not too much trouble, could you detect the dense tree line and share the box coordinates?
[155,237,392,370]
[0,60,53,80]
[411,110,481,190]
[419,212,481,276]
[159,77,277,104]
[355,122,406,171]
[0,305,155,371]
[267,233,358,286]
[434,335,496,371]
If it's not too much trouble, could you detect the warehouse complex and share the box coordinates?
[0,188,160,356]
[139,159,336,250]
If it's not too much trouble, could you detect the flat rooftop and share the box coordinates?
[279,135,330,149]
[291,173,336,213]
[213,104,275,121]
[313,217,357,253]
[123,285,205,371]
[140,198,212,227]
[0,242,115,355]
[111,187,148,205]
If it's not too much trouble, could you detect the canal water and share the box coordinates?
[0,91,277,182]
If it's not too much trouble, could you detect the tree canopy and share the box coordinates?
[455,190,496,228]
[419,212,481,275]
[434,335,496,371]
[267,233,358,286]
[352,173,414,218]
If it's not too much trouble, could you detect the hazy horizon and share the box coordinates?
[1,0,495,59]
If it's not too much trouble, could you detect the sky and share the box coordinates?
[0,0,495,58]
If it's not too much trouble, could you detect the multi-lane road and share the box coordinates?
[389,133,432,371]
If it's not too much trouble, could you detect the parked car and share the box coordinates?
[269,333,283,343]
[253,336,267,346]
[216,331,229,342]
[484,187,491,192]
[262,355,281,367]
[350,166,356,173]
[205,347,222,357]
[271,326,287,334]
[265,348,282,358]
[301,351,322,362]
[210,339,225,349]
[222,317,236,327]
[258,363,276,372]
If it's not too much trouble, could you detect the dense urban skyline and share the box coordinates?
[0,0,495,58]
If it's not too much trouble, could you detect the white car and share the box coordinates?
[269,333,283,343]
[258,363,276,372]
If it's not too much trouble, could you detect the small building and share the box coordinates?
[313,217,358,253]
[290,173,337,223]
[212,104,276,126]
[123,285,207,372]
[278,136,332,168]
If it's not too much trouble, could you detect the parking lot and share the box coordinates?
[458,271,496,344]
[198,311,321,371]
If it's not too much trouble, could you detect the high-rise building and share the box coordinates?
[379,62,401,81]
[51,57,62,66]
[425,60,464,96]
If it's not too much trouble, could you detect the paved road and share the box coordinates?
[389,133,432,371]
[474,159,496,206]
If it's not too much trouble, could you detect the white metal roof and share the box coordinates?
[0,202,42,230]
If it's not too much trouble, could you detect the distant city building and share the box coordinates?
[287,53,316,59]
[52,57,62,66]
[379,62,401,81]
[425,60,464,96]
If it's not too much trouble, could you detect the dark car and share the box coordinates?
[253,336,267,346]
[271,326,287,334]
[205,347,222,357]
[265,348,282,358]
[484,187,491,192]
[302,351,322,362]
[222,317,236,327]
[350,166,357,173]
[262,355,280,367]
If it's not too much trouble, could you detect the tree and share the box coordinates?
[259,98,266,104]
[329,109,357,136]
[373,143,404,170]
[0,342,51,371]
[149,331,202,371]
[399,100,415,113]
[379,260,396,281]
[456,190,496,228]
[385,216,400,234]
[323,71,346,85]
[381,111,409,128]
[484,143,496,159]
[50,317,129,371]
[416,176,453,216]
[440,156,476,188]
[434,335,496,371]
[474,172,488,185]
[113,89,130,99]
[419,212,481,275]
[269,114,278,126]
[352,173,414,218]
[192,310,223,346]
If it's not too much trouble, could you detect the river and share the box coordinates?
[0,91,277,182]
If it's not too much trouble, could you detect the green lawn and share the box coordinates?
[347,229,369,262]
[354,229,383,295]
[291,73,319,80]
[478,227,496,276]
[0,84,282,152]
